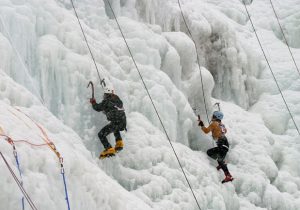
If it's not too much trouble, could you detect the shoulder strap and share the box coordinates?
[218,122,226,134]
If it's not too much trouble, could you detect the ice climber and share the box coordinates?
[198,111,234,183]
[90,86,126,159]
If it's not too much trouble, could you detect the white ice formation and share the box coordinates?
[0,0,299,209]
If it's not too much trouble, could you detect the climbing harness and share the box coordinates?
[242,1,300,135]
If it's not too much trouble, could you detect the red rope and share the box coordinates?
[13,140,48,147]
[0,134,48,147]
[14,108,61,159]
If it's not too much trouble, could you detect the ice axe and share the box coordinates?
[87,81,95,99]
[100,78,106,88]
[192,107,201,122]
[197,114,201,122]
[197,114,205,127]
[214,102,221,111]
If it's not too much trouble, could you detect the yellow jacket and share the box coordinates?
[201,120,227,140]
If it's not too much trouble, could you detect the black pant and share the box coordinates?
[98,120,126,149]
[207,137,230,174]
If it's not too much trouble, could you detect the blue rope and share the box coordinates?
[60,158,71,210]
[13,146,25,210]
[1,151,38,210]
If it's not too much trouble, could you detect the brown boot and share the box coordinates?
[115,140,124,152]
[99,147,116,159]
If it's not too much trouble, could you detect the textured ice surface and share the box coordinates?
[0,0,300,209]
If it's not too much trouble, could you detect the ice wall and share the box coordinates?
[1,74,300,209]
[0,0,208,149]
[122,0,263,108]
[118,0,300,138]
[0,71,154,210]
[236,0,300,135]
[247,0,300,48]
[0,0,300,210]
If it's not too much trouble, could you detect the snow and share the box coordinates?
[0,93,153,210]
[0,0,300,209]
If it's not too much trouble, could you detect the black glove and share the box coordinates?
[198,120,204,127]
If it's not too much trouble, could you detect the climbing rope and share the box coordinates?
[0,134,48,147]
[103,1,202,209]
[8,108,60,157]
[11,140,47,147]
[177,0,210,125]
[13,108,71,210]
[4,109,71,210]
[8,108,57,151]
[1,135,25,210]
[242,1,300,135]
[1,131,71,210]
[0,15,44,104]
[0,151,38,210]
[69,0,104,88]
[59,157,71,210]
[269,0,300,77]
[10,140,25,210]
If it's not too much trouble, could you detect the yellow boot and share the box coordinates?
[99,147,116,159]
[115,140,124,152]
